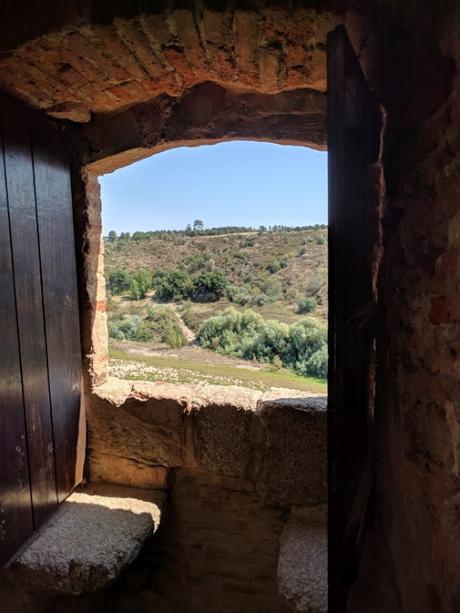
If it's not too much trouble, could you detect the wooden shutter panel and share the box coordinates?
[327,25,382,612]
[0,96,82,565]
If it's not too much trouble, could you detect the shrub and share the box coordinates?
[286,318,327,375]
[197,308,265,358]
[297,296,317,314]
[108,314,147,341]
[197,309,327,378]
[129,268,151,300]
[305,274,323,296]
[189,271,228,302]
[146,305,187,347]
[266,257,288,273]
[251,293,270,307]
[153,269,190,301]
[301,344,328,379]
[266,259,282,273]
[260,278,282,302]
[108,306,186,347]
[182,253,210,273]
[108,268,131,295]
[163,325,186,348]
[226,284,251,306]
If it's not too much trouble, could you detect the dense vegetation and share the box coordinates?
[106,226,327,313]
[108,305,186,348]
[106,224,328,381]
[153,269,228,302]
[197,307,327,378]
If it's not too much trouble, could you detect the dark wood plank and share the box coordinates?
[0,104,34,565]
[327,26,382,612]
[31,113,82,503]
[1,97,58,527]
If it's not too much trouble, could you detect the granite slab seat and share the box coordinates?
[1,483,165,595]
[277,505,327,612]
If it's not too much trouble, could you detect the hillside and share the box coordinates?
[104,227,328,393]
[105,227,328,320]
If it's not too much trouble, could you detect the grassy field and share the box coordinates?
[110,348,327,394]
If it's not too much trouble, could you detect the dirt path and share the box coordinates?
[170,304,195,343]
[113,342,263,370]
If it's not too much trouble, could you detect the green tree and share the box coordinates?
[193,219,204,232]
[189,271,228,302]
[152,269,190,301]
[107,268,131,295]
[129,268,151,300]
[108,230,117,243]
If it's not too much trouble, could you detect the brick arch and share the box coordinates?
[0,4,340,123]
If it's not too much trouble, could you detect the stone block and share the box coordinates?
[190,386,263,478]
[257,397,327,508]
[2,483,165,595]
[89,451,169,490]
[278,505,327,612]
[88,380,187,468]
[154,468,289,613]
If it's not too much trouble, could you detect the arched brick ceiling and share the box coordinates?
[0,4,340,123]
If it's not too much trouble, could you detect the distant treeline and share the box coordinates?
[104,224,327,243]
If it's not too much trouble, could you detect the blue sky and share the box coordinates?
[100,141,327,234]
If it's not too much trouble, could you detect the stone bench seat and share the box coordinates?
[1,483,165,595]
[278,506,327,612]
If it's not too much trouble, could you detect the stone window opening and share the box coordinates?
[98,140,329,396]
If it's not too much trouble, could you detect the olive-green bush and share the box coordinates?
[108,306,186,348]
[197,307,327,379]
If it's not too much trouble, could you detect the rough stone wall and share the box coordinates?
[0,382,327,612]
[87,380,327,612]
[0,3,340,122]
[71,168,109,389]
[77,82,327,173]
[345,4,460,611]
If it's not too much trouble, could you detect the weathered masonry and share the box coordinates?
[0,2,460,613]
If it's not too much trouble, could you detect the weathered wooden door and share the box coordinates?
[327,26,382,612]
[0,95,81,565]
